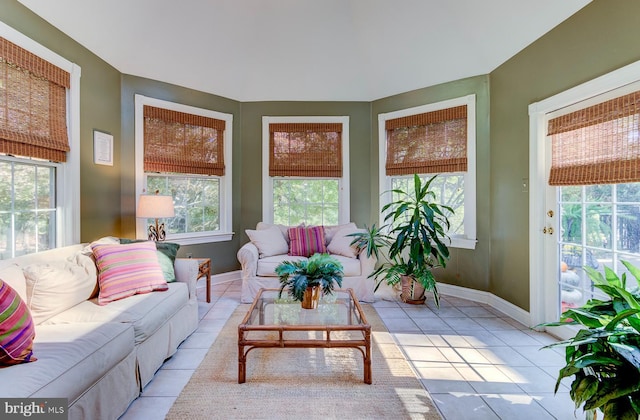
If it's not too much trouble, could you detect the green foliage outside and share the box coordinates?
[147,175,220,235]
[0,160,55,258]
[273,179,339,226]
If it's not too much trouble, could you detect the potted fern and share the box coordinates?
[349,174,452,307]
[275,253,344,309]
[540,260,640,419]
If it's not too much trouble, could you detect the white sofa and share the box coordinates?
[0,239,199,420]
[237,222,376,303]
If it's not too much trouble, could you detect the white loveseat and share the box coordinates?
[0,239,199,420]
[237,222,376,303]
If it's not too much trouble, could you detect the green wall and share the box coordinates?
[489,0,640,310]
[371,76,491,293]
[1,1,122,242]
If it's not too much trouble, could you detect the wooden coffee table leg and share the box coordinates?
[238,329,246,383]
[364,330,372,384]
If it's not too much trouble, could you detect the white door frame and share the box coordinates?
[528,59,640,330]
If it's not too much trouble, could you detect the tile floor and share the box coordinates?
[120,279,579,419]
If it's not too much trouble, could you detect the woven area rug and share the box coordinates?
[167,304,441,419]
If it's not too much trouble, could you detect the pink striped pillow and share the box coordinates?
[288,226,326,257]
[0,278,37,366]
[92,241,168,305]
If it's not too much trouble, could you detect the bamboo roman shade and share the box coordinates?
[269,123,342,177]
[143,105,226,176]
[0,37,70,162]
[385,105,467,176]
[548,90,640,186]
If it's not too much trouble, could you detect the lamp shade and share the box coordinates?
[136,195,175,218]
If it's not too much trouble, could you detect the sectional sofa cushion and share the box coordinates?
[92,241,168,305]
[0,322,135,400]
[256,255,307,277]
[0,279,36,366]
[42,282,189,344]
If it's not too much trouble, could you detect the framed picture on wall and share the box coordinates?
[93,130,114,166]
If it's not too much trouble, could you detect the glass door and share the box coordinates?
[556,183,640,316]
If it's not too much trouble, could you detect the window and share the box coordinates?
[0,23,80,258]
[378,95,476,249]
[135,95,232,245]
[0,158,56,258]
[262,117,349,226]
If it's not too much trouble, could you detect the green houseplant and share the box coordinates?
[275,253,344,309]
[540,260,640,420]
[350,174,452,307]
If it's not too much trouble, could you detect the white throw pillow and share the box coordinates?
[0,264,28,302]
[256,222,294,244]
[323,222,357,245]
[327,226,364,259]
[23,261,98,324]
[246,226,289,257]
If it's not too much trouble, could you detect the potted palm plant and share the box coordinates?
[275,253,344,309]
[540,261,640,420]
[350,174,452,307]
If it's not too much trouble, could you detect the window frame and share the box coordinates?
[261,116,350,225]
[0,21,81,249]
[378,95,477,249]
[134,94,233,245]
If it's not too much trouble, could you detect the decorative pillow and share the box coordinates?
[91,241,168,305]
[323,222,357,246]
[327,227,364,259]
[0,264,28,302]
[119,239,180,282]
[23,261,98,325]
[0,278,37,367]
[256,222,291,244]
[246,226,289,257]
[288,226,327,257]
[75,236,120,298]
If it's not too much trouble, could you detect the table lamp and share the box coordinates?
[137,191,175,241]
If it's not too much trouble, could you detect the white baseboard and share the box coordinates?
[210,270,241,285]
[438,283,532,327]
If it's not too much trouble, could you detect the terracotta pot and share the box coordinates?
[400,275,426,304]
[301,285,321,309]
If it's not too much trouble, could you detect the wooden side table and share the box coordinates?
[195,258,211,303]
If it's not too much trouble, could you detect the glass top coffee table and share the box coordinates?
[238,288,371,384]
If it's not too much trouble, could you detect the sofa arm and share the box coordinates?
[174,258,199,299]
[359,249,377,278]
[237,242,259,279]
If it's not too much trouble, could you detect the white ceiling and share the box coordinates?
[17,0,591,102]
